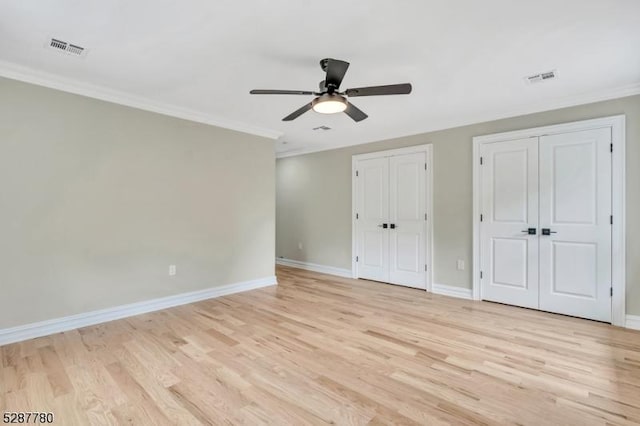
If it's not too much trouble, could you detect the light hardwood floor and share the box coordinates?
[1,266,640,425]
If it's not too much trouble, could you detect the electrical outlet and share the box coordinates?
[457,260,465,271]
[169,264,177,276]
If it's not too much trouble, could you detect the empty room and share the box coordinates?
[1,1,639,424]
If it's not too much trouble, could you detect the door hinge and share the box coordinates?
[425,213,428,221]
[425,264,428,271]
[610,143,613,153]
[480,214,484,222]
[610,287,613,297]
[480,271,483,279]
[480,156,483,165]
[356,256,359,262]
[425,163,427,170]
[356,170,359,177]
[610,215,613,225]
[356,213,359,220]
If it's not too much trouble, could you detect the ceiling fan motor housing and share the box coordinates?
[319,58,331,72]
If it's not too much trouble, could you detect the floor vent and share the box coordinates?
[525,69,557,84]
[47,37,87,57]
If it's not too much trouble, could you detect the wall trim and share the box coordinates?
[2,60,636,159]
[472,115,626,327]
[626,315,640,331]
[432,283,473,300]
[0,275,277,347]
[276,258,352,278]
[276,83,640,158]
[0,60,282,140]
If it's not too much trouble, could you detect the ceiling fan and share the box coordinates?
[249,58,412,122]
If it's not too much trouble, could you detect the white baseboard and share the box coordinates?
[626,315,640,331]
[432,283,473,300]
[0,275,277,346]
[276,258,352,278]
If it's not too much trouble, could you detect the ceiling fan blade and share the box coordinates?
[344,102,368,122]
[345,83,412,97]
[282,102,313,121]
[325,59,350,89]
[250,89,316,95]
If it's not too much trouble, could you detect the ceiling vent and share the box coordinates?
[525,70,557,85]
[313,125,332,131]
[47,37,87,57]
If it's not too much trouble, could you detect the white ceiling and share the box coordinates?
[1,0,639,156]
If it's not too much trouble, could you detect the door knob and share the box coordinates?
[378,223,388,229]
[390,224,396,229]
[541,228,557,235]
[521,228,537,235]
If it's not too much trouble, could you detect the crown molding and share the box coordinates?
[0,60,282,140]
[2,59,636,154]
[276,82,640,158]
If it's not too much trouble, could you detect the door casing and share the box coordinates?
[352,144,434,292]
[472,115,626,326]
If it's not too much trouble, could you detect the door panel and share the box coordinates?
[551,142,597,224]
[551,242,597,297]
[356,157,389,282]
[481,138,539,308]
[539,128,611,322]
[389,152,426,288]
[395,232,420,272]
[492,238,528,288]
[493,149,530,223]
[363,231,385,269]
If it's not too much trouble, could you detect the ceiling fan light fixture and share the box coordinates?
[312,94,347,114]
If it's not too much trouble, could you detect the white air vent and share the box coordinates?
[47,37,87,57]
[313,125,331,131]
[525,69,557,85]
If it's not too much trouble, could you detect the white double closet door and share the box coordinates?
[355,151,428,289]
[480,127,612,322]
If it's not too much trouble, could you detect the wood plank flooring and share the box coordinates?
[1,265,640,425]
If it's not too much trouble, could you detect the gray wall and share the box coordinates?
[0,77,275,329]
[276,95,640,315]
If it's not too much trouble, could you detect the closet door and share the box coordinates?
[538,128,612,322]
[480,138,539,309]
[389,152,426,288]
[356,157,390,282]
